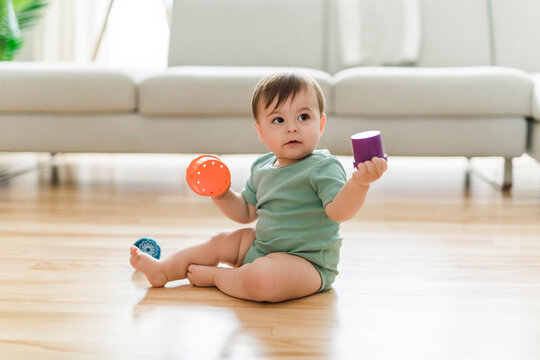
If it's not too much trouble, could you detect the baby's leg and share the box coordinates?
[188,253,322,302]
[130,227,255,287]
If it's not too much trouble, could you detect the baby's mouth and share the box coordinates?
[285,140,301,145]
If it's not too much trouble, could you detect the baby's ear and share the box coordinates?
[320,113,327,133]
[253,122,264,141]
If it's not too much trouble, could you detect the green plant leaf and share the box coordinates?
[13,0,48,30]
[0,0,23,60]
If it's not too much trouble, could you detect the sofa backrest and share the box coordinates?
[168,0,540,74]
[489,0,540,73]
[326,0,423,73]
[417,0,492,67]
[168,0,326,70]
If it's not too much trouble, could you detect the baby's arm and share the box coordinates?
[325,157,387,223]
[212,188,258,224]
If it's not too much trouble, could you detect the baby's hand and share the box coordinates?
[352,157,388,186]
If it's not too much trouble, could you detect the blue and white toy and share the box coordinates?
[133,238,161,259]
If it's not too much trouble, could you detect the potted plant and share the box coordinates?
[0,0,48,61]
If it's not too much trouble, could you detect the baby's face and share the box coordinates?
[254,89,326,167]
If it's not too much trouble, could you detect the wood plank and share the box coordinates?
[1,153,539,359]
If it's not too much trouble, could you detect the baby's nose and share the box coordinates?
[286,125,299,133]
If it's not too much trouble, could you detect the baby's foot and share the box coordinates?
[130,246,168,287]
[187,264,216,287]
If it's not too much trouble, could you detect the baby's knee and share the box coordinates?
[240,264,280,302]
[208,228,253,247]
[239,227,255,240]
[207,231,228,247]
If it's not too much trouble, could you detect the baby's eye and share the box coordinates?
[298,113,310,121]
[272,117,284,124]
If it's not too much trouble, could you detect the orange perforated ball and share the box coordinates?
[186,155,231,197]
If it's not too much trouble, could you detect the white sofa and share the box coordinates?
[1,0,539,189]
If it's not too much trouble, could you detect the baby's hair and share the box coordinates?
[251,71,325,121]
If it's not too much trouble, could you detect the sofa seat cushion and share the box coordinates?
[333,67,532,116]
[139,66,334,116]
[0,62,137,113]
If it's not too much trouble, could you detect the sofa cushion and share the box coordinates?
[0,62,137,113]
[417,0,491,67]
[490,0,540,73]
[168,0,325,70]
[139,66,334,116]
[327,0,421,73]
[333,67,532,116]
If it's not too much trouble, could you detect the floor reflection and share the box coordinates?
[133,283,337,359]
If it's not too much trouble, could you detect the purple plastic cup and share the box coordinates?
[351,130,387,168]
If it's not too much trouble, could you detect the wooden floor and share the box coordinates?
[1,152,539,359]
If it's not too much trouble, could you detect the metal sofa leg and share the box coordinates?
[502,157,512,192]
[464,156,472,191]
[466,156,513,192]
[0,153,58,183]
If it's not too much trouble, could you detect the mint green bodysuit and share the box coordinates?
[241,149,347,292]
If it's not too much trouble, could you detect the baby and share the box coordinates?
[130,71,387,302]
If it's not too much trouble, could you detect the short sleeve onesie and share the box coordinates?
[241,149,347,292]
